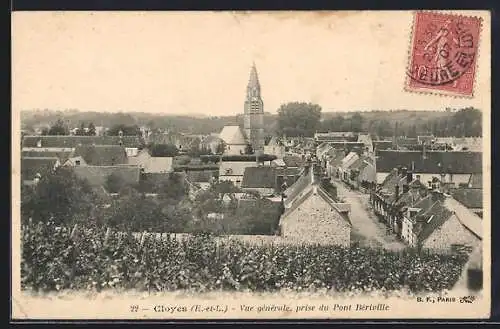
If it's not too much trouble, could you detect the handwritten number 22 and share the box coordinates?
[130,305,139,312]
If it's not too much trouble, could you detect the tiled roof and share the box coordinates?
[274,167,303,177]
[393,186,426,209]
[22,149,74,161]
[219,125,247,145]
[348,156,373,171]
[271,159,286,167]
[373,140,393,151]
[395,137,418,146]
[451,188,483,209]
[468,173,482,188]
[444,197,482,239]
[219,161,257,177]
[376,150,482,174]
[74,145,128,166]
[283,155,305,168]
[186,170,214,183]
[414,201,453,244]
[142,157,174,173]
[22,135,144,148]
[418,135,435,142]
[21,156,59,180]
[241,167,276,189]
[283,168,312,206]
[73,165,140,188]
[281,184,351,226]
[341,152,359,170]
[327,150,346,167]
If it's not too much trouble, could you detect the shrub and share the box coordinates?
[21,222,469,293]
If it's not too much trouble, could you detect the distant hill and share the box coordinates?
[20,108,477,137]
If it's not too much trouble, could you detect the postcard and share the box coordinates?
[11,10,491,320]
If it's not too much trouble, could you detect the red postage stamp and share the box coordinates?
[405,11,482,97]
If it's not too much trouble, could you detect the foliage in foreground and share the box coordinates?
[21,222,468,294]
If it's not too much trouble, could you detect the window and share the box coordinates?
[75,160,80,166]
[225,168,233,175]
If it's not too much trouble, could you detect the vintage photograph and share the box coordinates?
[11,11,490,319]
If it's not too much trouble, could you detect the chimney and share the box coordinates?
[395,185,400,199]
[406,171,413,184]
[431,190,442,202]
[401,166,408,178]
[416,174,421,181]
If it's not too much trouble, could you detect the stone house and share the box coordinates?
[344,156,376,190]
[279,165,351,246]
[325,150,346,179]
[63,156,87,167]
[219,160,258,188]
[264,136,286,159]
[339,151,359,181]
[127,149,174,173]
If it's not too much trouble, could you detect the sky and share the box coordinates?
[12,11,490,116]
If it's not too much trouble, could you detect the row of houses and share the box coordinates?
[371,167,482,253]
[21,134,176,194]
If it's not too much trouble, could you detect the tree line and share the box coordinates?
[25,106,482,140]
[277,104,482,138]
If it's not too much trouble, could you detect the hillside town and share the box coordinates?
[20,64,484,294]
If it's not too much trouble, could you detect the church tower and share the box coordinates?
[244,63,265,154]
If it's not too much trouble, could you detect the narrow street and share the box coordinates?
[334,179,406,251]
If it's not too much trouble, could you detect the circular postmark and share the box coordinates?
[407,18,477,86]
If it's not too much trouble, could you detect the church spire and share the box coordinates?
[247,62,261,95]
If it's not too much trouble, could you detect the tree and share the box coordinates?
[216,141,226,154]
[376,120,393,137]
[75,122,86,136]
[105,172,127,193]
[451,107,482,137]
[108,124,141,136]
[22,167,98,226]
[321,116,347,132]
[148,143,179,157]
[276,102,322,137]
[48,119,69,136]
[105,191,165,232]
[350,113,364,133]
[155,173,188,203]
[87,122,96,136]
[408,124,417,138]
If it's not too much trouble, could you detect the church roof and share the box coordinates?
[219,125,247,145]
